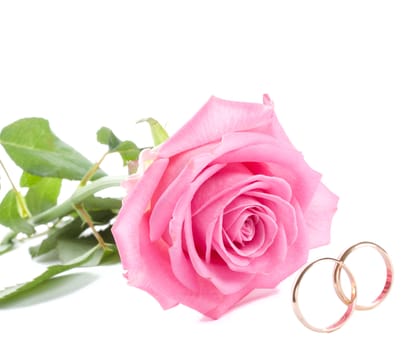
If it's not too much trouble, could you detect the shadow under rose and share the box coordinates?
[0,272,98,309]
[200,288,279,322]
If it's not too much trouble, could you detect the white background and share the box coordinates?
[0,0,419,349]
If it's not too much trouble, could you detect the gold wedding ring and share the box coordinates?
[292,258,357,333]
[291,241,393,333]
[334,241,393,310]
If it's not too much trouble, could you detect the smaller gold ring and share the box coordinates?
[334,241,393,310]
[292,257,357,333]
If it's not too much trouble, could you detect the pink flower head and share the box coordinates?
[112,95,338,319]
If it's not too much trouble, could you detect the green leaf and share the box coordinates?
[97,127,121,149]
[56,237,118,264]
[114,141,141,164]
[0,244,105,303]
[0,118,106,180]
[97,127,141,165]
[29,218,84,258]
[137,118,169,146]
[98,243,119,265]
[15,190,31,219]
[0,190,35,234]
[23,174,62,215]
[0,230,19,253]
[29,210,117,258]
[20,172,43,187]
[56,237,99,263]
[0,242,13,255]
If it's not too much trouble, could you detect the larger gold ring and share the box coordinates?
[292,257,357,333]
[334,241,393,310]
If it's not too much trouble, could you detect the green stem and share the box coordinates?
[74,203,106,249]
[0,158,18,192]
[79,151,109,187]
[0,159,31,218]
[29,175,127,225]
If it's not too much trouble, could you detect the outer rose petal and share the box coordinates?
[112,158,173,306]
[304,182,339,248]
[158,95,293,158]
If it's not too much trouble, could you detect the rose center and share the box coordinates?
[241,216,255,242]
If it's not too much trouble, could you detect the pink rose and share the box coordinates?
[112,95,338,319]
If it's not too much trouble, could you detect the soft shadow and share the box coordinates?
[200,288,279,322]
[0,272,98,309]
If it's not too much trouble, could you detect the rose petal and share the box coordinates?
[213,136,321,211]
[127,216,249,318]
[212,216,252,267]
[255,201,309,287]
[130,211,252,319]
[193,174,292,218]
[304,182,339,248]
[183,207,255,294]
[116,174,257,318]
[112,158,169,271]
[154,131,294,232]
[167,163,250,292]
[222,195,264,241]
[149,156,224,242]
[216,212,285,273]
[247,190,298,245]
[158,96,277,158]
[112,158,182,309]
[168,220,200,291]
[221,199,280,259]
[155,131,275,203]
[126,214,180,310]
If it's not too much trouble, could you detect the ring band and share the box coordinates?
[333,241,393,310]
[292,257,357,333]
